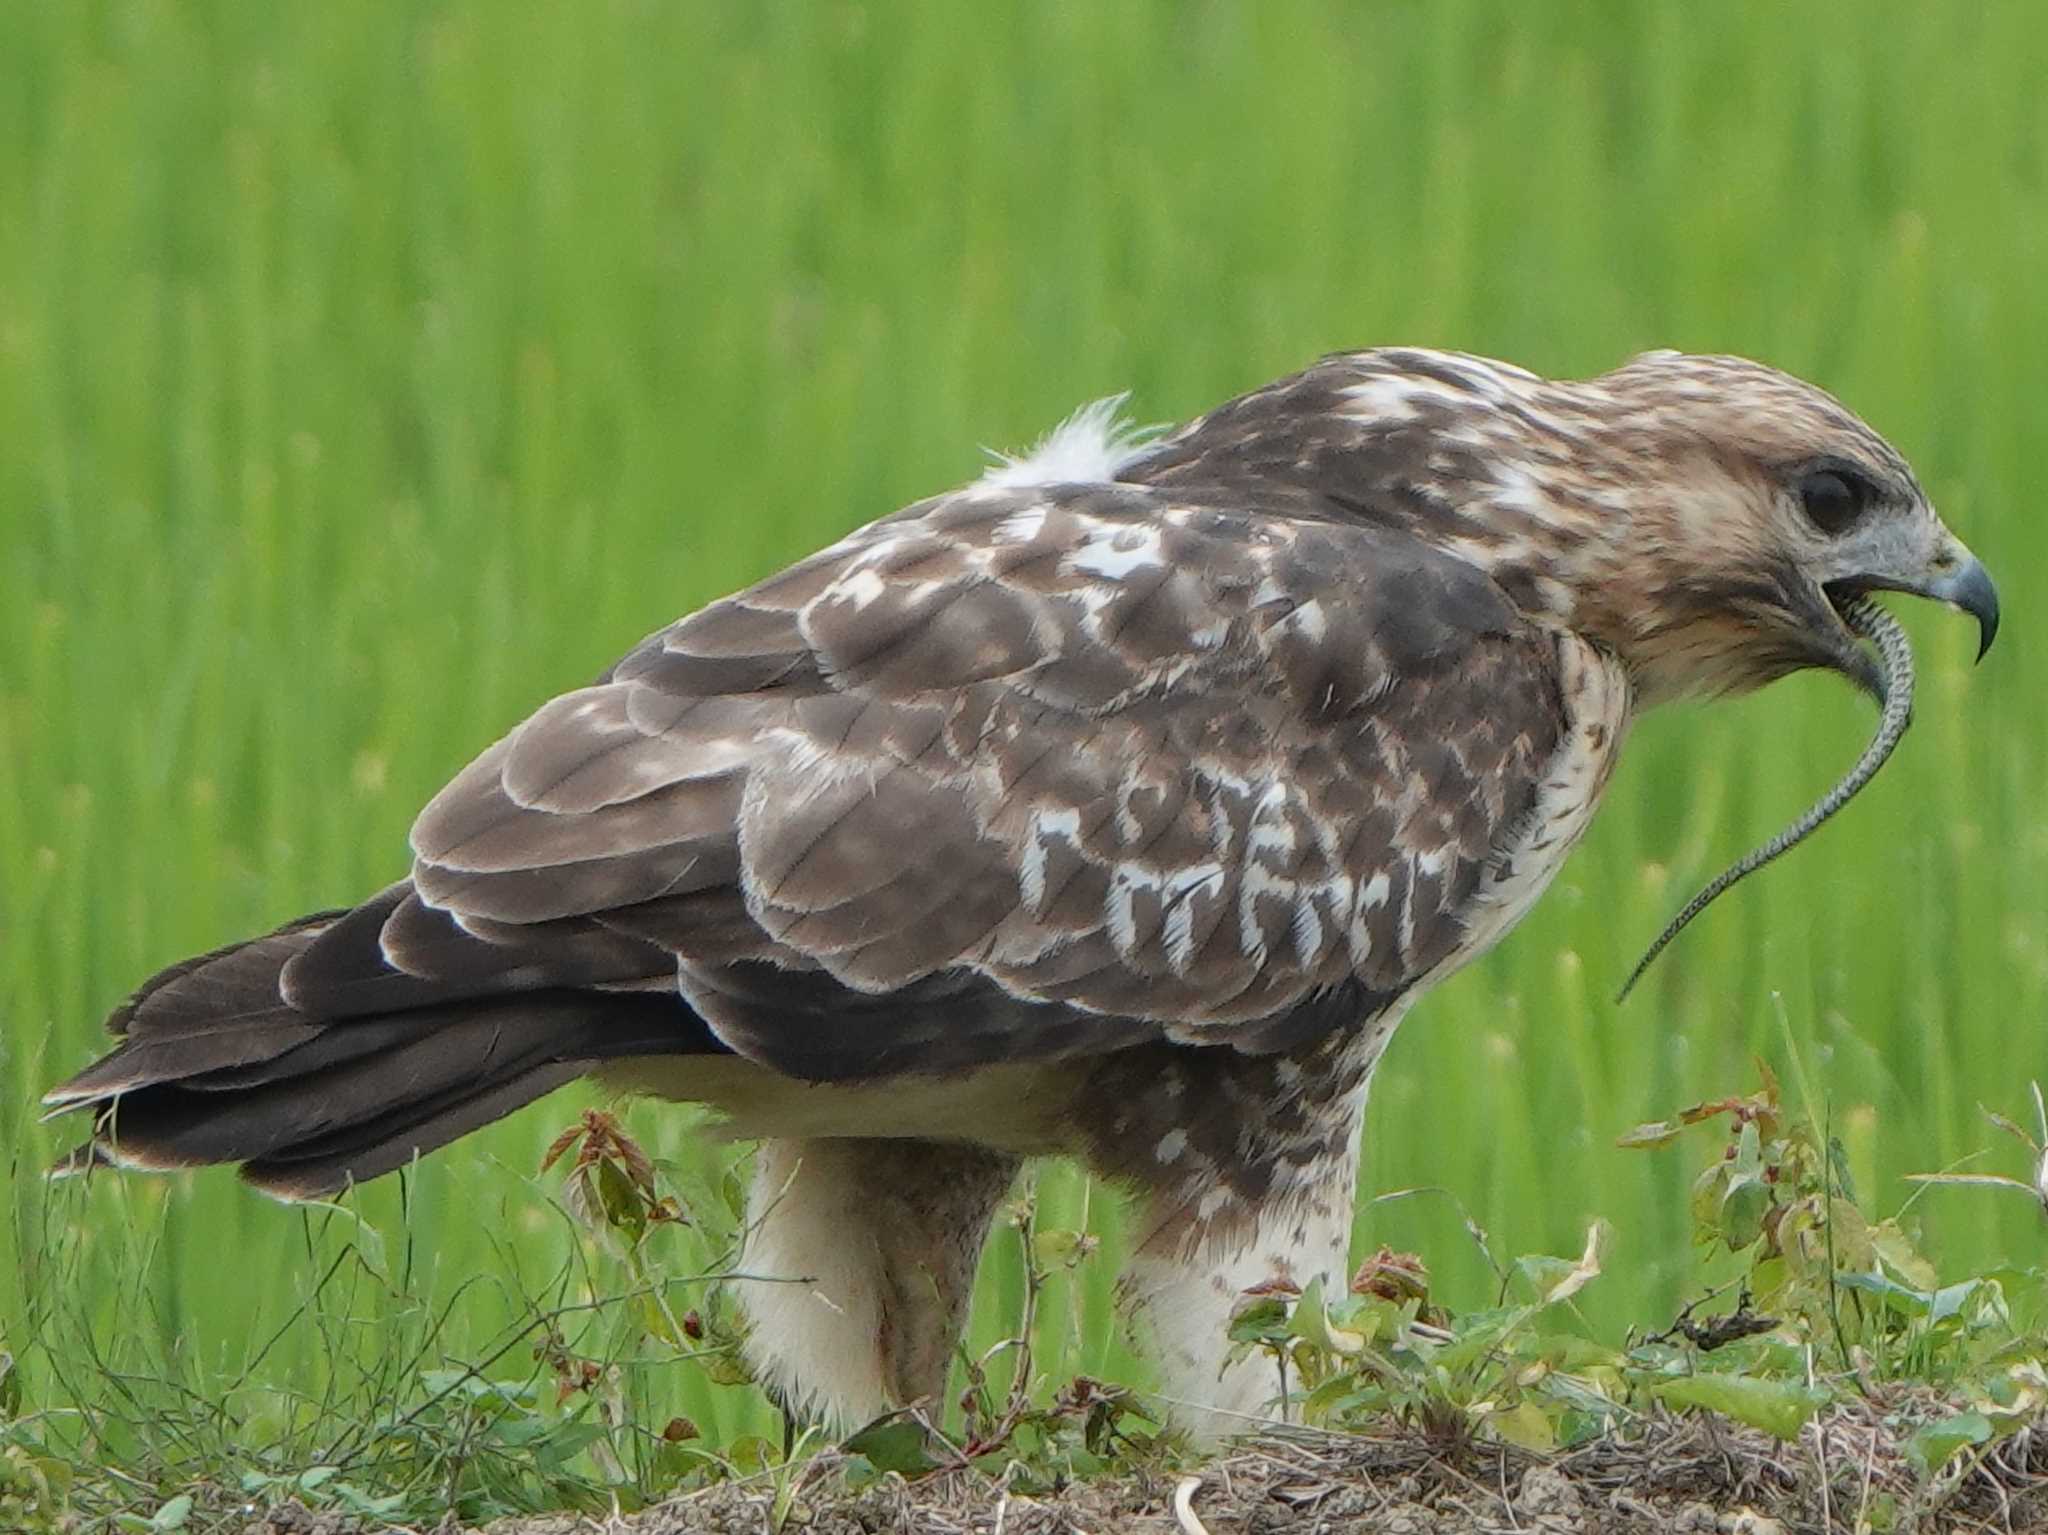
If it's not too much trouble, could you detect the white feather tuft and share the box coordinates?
[979,393,1158,490]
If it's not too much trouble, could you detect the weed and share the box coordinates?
[1225,1067,2045,1483]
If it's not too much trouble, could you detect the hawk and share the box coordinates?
[47,348,1997,1439]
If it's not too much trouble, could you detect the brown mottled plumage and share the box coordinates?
[47,349,1996,1438]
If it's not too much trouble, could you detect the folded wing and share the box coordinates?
[393,481,1574,1078]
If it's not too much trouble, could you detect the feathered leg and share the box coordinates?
[1082,1024,1395,1443]
[733,1137,1020,1429]
[1118,1142,1362,1442]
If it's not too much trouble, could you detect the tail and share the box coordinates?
[44,885,719,1199]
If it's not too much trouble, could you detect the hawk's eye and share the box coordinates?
[1796,467,1874,536]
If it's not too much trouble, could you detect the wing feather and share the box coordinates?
[395,478,1587,1079]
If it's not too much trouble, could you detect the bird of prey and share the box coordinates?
[47,348,1997,1440]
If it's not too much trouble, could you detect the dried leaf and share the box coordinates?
[1905,1171,2048,1216]
[1753,1056,1782,1108]
[1240,1276,1303,1299]
[1616,1120,1683,1149]
[540,1121,583,1175]
[1679,1096,1749,1125]
[1539,1221,1609,1305]
[1350,1247,1431,1302]
[1510,1226,1606,1315]
[1980,1107,2038,1153]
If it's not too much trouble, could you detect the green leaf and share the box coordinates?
[1869,1220,1940,1291]
[1719,1174,1770,1250]
[329,1485,407,1518]
[701,1346,754,1386]
[726,1435,779,1475]
[1826,1135,1859,1204]
[1302,1373,1379,1420]
[841,1419,941,1478]
[1928,1277,2000,1326]
[1487,1399,1556,1452]
[1343,1294,1408,1347]
[1833,1272,1996,1326]
[532,1422,610,1471]
[1431,1306,1531,1372]
[1823,1195,1876,1271]
[1516,1254,1577,1300]
[1537,1370,1626,1419]
[1734,1120,1763,1176]
[1526,1333,1626,1371]
[720,1166,749,1225]
[1835,1269,1930,1315]
[1651,1373,1826,1440]
[1226,1296,1293,1347]
[1690,1161,1733,1242]
[596,1157,642,1233]
[1285,1277,1364,1355]
[149,1495,194,1532]
[1747,1254,1790,1310]
[1906,1411,1992,1475]
[637,1291,679,1347]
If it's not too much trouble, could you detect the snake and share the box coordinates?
[1618,594,1916,1002]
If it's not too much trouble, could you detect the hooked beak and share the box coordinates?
[1939,555,2001,661]
[1830,545,2000,662]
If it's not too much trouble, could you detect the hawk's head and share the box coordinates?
[1538,349,1998,706]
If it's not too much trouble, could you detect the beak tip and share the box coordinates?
[1953,557,1999,664]
[1971,596,1999,664]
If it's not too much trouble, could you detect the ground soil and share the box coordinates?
[243,1402,2047,1535]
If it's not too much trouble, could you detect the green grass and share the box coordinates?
[2,0,2044,1504]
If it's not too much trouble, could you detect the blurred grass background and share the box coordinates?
[1,0,2043,1458]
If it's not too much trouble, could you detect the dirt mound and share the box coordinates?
[244,1402,2045,1535]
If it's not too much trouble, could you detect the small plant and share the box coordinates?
[1620,1062,2028,1393]
[1219,1064,2046,1479]
[841,1180,1171,1495]
[1224,1223,1620,1453]
[8,1071,2044,1528]
[0,1430,73,1535]
[531,1115,1178,1504]
[542,1108,749,1377]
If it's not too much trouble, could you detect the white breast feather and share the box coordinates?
[1454,638,1631,965]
